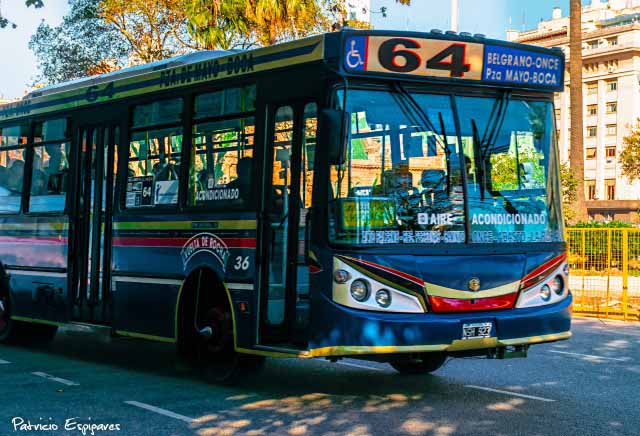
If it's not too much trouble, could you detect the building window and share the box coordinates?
[606,102,617,113]
[606,124,617,136]
[607,80,618,92]
[607,37,618,46]
[587,126,597,137]
[606,146,616,158]
[555,108,561,119]
[586,181,596,200]
[588,40,600,49]
[586,148,597,159]
[587,105,598,116]
[606,179,616,200]
[587,83,598,95]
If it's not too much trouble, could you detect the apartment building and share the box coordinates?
[507,0,640,222]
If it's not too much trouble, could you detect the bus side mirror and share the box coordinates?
[320,109,346,165]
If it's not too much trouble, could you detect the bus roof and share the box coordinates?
[0,30,564,123]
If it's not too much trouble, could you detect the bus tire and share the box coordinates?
[390,352,447,375]
[0,289,57,346]
[177,270,264,385]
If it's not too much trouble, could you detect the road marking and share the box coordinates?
[548,350,630,362]
[124,401,194,424]
[336,361,385,371]
[464,385,555,402]
[0,359,10,364]
[32,372,79,386]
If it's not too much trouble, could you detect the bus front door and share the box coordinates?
[260,102,317,346]
[71,125,118,324]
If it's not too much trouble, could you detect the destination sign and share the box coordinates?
[343,35,564,91]
[482,44,563,89]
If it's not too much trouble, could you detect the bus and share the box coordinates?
[0,29,571,382]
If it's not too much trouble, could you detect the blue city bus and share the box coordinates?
[0,29,571,382]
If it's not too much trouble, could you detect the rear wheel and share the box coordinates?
[390,353,447,375]
[0,294,58,346]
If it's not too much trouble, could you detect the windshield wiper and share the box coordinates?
[390,83,452,192]
[470,91,511,199]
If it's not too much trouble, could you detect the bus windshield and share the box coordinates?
[329,86,563,245]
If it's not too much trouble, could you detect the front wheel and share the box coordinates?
[390,352,447,375]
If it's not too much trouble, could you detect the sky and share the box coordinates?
[0,0,592,99]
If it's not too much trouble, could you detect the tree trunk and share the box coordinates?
[569,0,588,222]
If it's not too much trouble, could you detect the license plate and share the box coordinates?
[462,322,493,340]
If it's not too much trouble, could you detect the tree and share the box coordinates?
[560,162,578,224]
[619,119,640,183]
[1,0,44,28]
[185,0,252,50]
[99,0,191,63]
[29,0,128,86]
[569,0,587,221]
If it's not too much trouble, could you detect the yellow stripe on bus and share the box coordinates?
[113,220,257,231]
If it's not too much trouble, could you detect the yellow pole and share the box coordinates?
[622,229,629,321]
[606,229,612,319]
[581,229,586,308]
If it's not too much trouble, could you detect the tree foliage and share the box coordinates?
[29,0,413,86]
[0,0,44,29]
[99,0,192,63]
[619,118,640,183]
[29,0,128,86]
[560,162,578,224]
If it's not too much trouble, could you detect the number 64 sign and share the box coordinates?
[344,36,484,81]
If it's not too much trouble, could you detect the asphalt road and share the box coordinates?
[1,316,639,436]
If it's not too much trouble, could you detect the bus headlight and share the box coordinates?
[516,261,570,308]
[540,285,551,301]
[375,289,392,308]
[550,276,564,296]
[332,257,424,313]
[350,280,370,302]
[334,269,351,284]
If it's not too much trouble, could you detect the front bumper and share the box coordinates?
[307,292,572,358]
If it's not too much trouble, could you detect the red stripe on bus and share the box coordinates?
[0,236,67,245]
[428,293,518,313]
[343,256,425,287]
[111,237,256,248]
[520,253,567,290]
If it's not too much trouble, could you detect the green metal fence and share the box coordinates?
[566,228,640,321]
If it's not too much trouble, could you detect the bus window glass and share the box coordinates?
[33,118,67,143]
[456,97,562,243]
[127,127,182,208]
[194,85,256,118]
[0,124,29,147]
[132,98,182,128]
[301,103,317,209]
[329,89,465,245]
[0,124,29,213]
[189,117,255,206]
[29,142,70,212]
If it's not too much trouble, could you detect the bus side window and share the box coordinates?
[28,118,70,213]
[0,124,28,214]
[126,98,183,209]
[189,85,256,208]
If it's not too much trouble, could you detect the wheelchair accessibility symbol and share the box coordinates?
[345,38,366,70]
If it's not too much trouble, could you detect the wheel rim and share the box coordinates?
[200,307,233,355]
[0,296,9,333]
